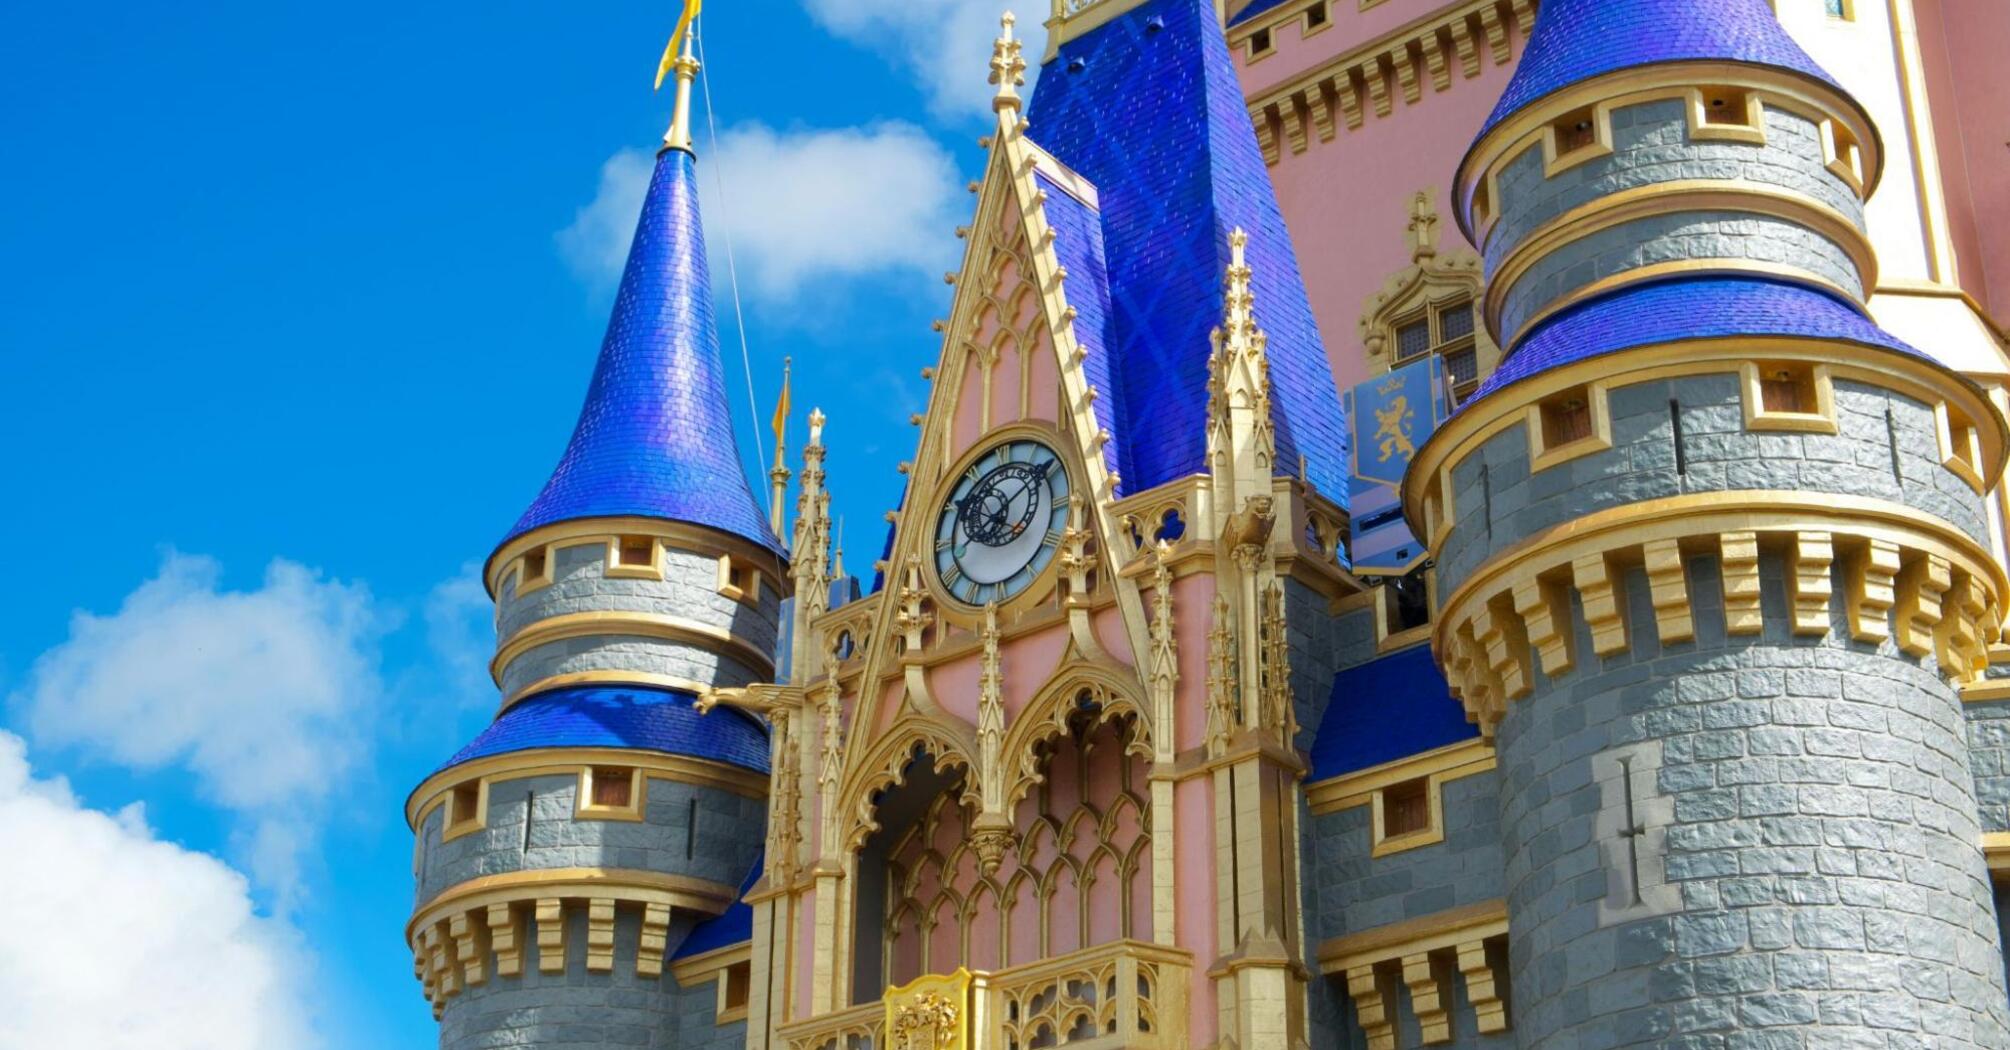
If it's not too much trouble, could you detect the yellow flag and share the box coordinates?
[771,358,792,446]
[654,0,703,90]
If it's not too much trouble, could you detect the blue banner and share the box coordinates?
[1345,357,1448,576]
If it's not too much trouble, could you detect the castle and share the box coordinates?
[401,0,2010,1046]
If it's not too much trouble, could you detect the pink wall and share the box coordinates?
[1915,0,2010,319]
[1246,32,1521,392]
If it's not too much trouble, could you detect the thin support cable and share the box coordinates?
[694,17,767,476]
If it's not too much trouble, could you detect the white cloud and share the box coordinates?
[557,123,964,308]
[0,731,318,1050]
[803,0,1045,119]
[13,552,385,902]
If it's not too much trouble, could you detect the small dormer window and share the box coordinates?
[1556,105,1598,153]
[1701,88,1749,125]
[1304,2,1329,31]
[578,765,644,820]
[1938,402,1986,492]
[1248,27,1273,58]
[1743,361,1836,433]
[607,534,663,578]
[718,556,762,606]
[1527,383,1612,471]
[517,546,553,594]
[443,778,488,841]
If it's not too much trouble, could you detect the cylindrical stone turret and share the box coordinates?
[1405,0,2010,1046]
[403,90,784,1046]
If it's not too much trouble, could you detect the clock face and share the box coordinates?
[935,440,1071,606]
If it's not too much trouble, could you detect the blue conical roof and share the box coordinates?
[1477,0,1843,145]
[503,147,780,555]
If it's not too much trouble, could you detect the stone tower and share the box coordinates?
[1404,0,2010,1045]
[403,38,782,1049]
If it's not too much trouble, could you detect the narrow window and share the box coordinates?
[591,767,634,809]
[520,548,548,585]
[687,797,701,860]
[452,781,481,826]
[1668,399,1687,475]
[617,535,655,567]
[1886,406,1904,481]
[1555,104,1598,153]
[1542,392,1594,448]
[1700,87,1753,127]
[521,790,535,855]
[1759,365,1812,414]
[1382,778,1431,837]
[1394,318,1432,361]
[1384,569,1431,632]
[723,961,752,1011]
[1304,2,1329,30]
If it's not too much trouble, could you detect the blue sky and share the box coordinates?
[0,2,1031,1044]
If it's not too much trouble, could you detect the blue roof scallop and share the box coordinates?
[1472,275,1920,405]
[1310,645,1479,782]
[501,146,781,558]
[436,685,770,778]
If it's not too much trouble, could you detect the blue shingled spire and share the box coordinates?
[1476,0,1845,146]
[502,145,780,555]
[1025,0,1350,506]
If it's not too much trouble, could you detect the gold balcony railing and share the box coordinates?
[776,939,1192,1050]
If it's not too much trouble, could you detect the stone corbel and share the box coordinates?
[1455,938,1509,1033]
[1400,951,1453,1045]
[1846,538,1901,644]
[1571,552,1628,655]
[450,911,488,988]
[1896,552,1951,658]
[1344,963,1398,1050]
[536,898,566,974]
[425,922,460,1001]
[487,902,523,977]
[1789,531,1836,636]
[1719,531,1764,635]
[1939,571,1987,678]
[638,902,673,978]
[1511,572,1574,676]
[1642,538,1694,644]
[586,898,617,972]
[1471,595,1530,704]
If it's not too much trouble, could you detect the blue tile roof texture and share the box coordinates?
[672,853,763,960]
[436,685,770,777]
[1471,275,1920,404]
[1309,644,1479,781]
[1476,0,1842,145]
[1026,0,1350,506]
[1035,170,1122,480]
[502,146,781,556]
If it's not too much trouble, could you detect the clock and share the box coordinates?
[934,440,1071,606]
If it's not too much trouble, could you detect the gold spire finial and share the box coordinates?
[768,357,793,534]
[660,1,704,153]
[989,12,1027,114]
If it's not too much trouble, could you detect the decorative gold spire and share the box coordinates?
[769,358,793,535]
[989,12,1027,114]
[661,21,701,153]
[1207,228,1278,527]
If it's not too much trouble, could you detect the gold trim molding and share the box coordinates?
[407,747,769,830]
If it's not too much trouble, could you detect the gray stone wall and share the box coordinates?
[1305,773,1507,943]
[1288,578,1371,750]
[1491,555,2010,1048]
[496,542,780,694]
[1965,699,2010,834]
[1487,99,1863,264]
[1495,210,1864,345]
[438,907,746,1050]
[416,772,766,908]
[1436,374,1989,598]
